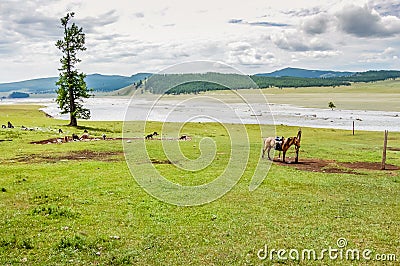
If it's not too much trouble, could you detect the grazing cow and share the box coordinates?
[145,131,159,140]
[59,129,63,134]
[7,122,14,128]
[1,125,6,129]
[179,135,187,140]
[72,134,80,141]
[80,133,90,140]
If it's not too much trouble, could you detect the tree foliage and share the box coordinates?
[142,70,400,95]
[55,12,91,126]
[330,70,400,82]
[143,72,350,95]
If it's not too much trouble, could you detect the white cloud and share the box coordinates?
[272,30,333,52]
[359,47,400,63]
[335,5,400,37]
[300,13,331,34]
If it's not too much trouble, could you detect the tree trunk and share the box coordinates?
[69,115,77,127]
[65,22,76,127]
[68,85,76,126]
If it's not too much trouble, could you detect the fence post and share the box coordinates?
[352,121,355,136]
[381,130,388,170]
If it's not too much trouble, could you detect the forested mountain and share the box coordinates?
[257,67,354,78]
[0,73,151,93]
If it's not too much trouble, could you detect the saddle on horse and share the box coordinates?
[274,136,284,151]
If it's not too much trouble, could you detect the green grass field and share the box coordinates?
[202,79,400,112]
[0,105,399,265]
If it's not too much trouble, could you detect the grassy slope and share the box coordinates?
[0,105,399,265]
[108,79,400,112]
[178,79,400,112]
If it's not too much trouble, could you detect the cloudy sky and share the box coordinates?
[1,0,400,82]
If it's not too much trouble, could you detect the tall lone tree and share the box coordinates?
[56,12,91,127]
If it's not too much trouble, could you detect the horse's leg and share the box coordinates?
[295,146,299,163]
[262,143,266,159]
[268,146,274,161]
[282,150,286,163]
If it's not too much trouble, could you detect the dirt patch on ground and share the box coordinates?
[11,150,123,163]
[341,162,399,171]
[30,137,191,145]
[30,137,134,145]
[151,158,173,164]
[273,158,399,174]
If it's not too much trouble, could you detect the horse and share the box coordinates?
[262,130,302,163]
[280,136,301,163]
[262,137,279,160]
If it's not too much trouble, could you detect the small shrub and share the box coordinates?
[57,235,87,251]
[109,251,138,265]
[0,235,34,249]
[31,205,78,218]
[0,235,17,248]
[21,238,34,249]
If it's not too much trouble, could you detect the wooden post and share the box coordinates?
[295,129,302,163]
[381,130,388,170]
[352,121,355,136]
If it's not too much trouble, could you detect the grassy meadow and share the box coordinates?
[0,104,399,265]
[202,79,400,112]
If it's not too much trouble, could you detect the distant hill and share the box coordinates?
[1,68,399,95]
[8,92,29,98]
[256,67,354,78]
[0,73,151,94]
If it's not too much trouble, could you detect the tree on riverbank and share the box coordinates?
[55,12,91,126]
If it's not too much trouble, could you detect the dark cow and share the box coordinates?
[72,133,80,141]
[179,135,187,140]
[145,131,159,140]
